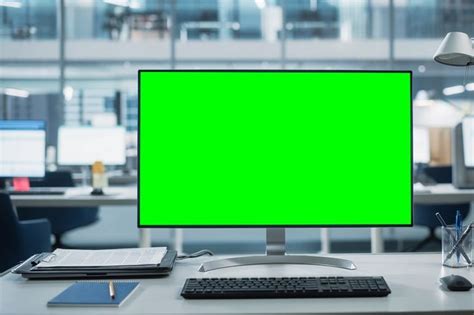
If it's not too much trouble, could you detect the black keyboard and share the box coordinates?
[8,189,66,195]
[181,276,391,299]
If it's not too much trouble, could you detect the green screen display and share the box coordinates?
[139,71,412,227]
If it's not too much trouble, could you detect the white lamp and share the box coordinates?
[433,32,474,66]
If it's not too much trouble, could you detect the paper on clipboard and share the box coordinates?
[35,247,167,269]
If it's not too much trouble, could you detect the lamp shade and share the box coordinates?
[433,32,473,66]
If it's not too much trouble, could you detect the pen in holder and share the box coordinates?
[442,224,473,268]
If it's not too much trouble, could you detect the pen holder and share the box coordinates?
[442,225,472,268]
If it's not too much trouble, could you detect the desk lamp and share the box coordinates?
[433,32,474,188]
[434,32,473,66]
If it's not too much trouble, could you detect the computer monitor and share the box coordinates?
[462,116,474,167]
[57,126,126,166]
[452,116,474,188]
[0,120,46,178]
[138,70,413,271]
[413,127,430,164]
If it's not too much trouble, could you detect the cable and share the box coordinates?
[466,65,473,111]
[177,249,214,260]
[463,65,469,87]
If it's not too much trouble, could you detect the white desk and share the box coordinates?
[414,183,474,205]
[9,186,150,248]
[0,253,472,314]
[10,186,137,208]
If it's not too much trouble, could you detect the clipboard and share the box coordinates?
[12,250,177,280]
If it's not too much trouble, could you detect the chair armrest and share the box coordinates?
[18,219,52,256]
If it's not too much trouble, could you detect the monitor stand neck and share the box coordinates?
[199,228,356,272]
[81,166,89,187]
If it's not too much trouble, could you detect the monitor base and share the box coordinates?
[199,254,356,272]
[198,228,356,272]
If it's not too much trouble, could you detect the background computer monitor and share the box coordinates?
[57,126,126,166]
[462,116,474,167]
[413,127,430,164]
[138,70,413,228]
[0,120,46,178]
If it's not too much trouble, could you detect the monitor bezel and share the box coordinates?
[137,69,413,228]
[0,119,47,179]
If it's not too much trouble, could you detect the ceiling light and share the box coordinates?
[465,83,474,91]
[3,88,29,98]
[0,1,22,8]
[415,90,429,100]
[254,0,266,10]
[443,85,465,96]
[63,86,74,102]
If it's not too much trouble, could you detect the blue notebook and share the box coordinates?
[48,281,139,307]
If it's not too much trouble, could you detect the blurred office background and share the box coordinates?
[1,0,473,254]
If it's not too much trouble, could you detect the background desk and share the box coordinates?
[0,253,472,314]
[10,187,137,208]
[9,186,150,248]
[414,183,474,204]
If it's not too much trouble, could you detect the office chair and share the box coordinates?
[0,193,51,273]
[16,171,100,248]
[411,165,470,251]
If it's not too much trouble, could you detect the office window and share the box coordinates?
[174,0,281,69]
[0,0,57,40]
[395,0,474,39]
[0,0,60,145]
[65,0,172,41]
[63,0,172,131]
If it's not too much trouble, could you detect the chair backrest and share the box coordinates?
[0,192,20,233]
[0,193,21,269]
[30,171,75,188]
[423,166,452,184]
